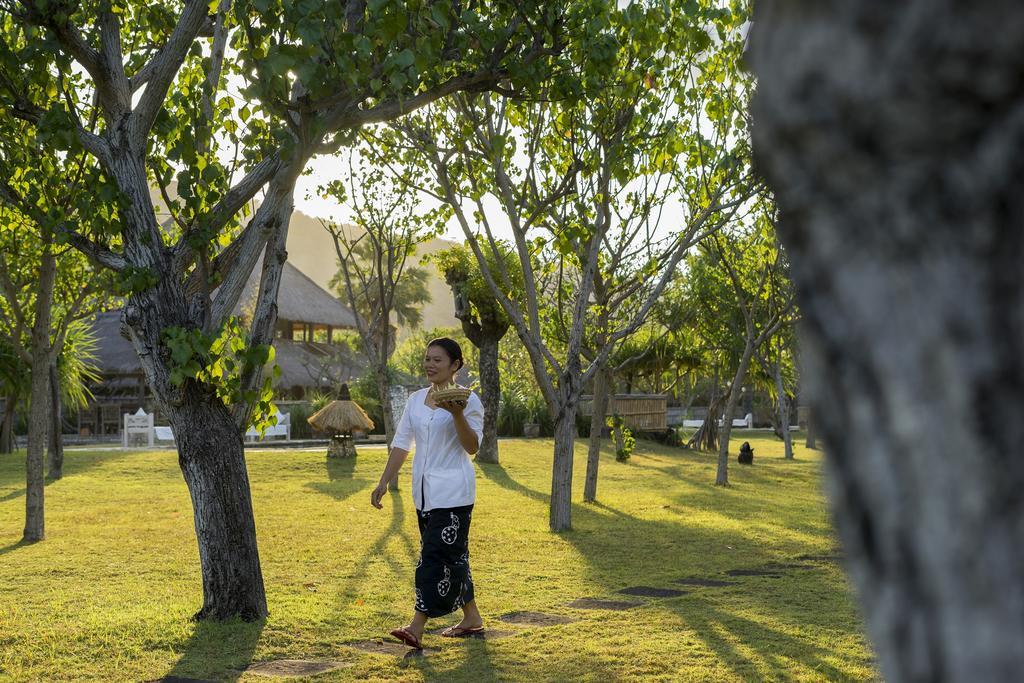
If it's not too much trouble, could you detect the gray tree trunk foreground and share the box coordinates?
[751,3,1024,681]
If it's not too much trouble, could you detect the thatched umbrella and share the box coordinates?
[308,384,375,458]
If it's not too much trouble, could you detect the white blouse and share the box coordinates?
[392,387,484,512]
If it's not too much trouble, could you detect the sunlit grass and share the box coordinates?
[0,433,877,682]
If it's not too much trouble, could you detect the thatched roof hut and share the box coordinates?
[86,254,362,402]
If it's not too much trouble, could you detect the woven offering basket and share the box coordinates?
[432,386,471,403]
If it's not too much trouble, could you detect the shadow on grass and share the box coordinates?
[162,617,265,683]
[326,455,357,480]
[0,539,31,556]
[402,637,499,683]
[336,489,417,626]
[478,458,861,681]
[0,447,138,494]
[303,456,369,504]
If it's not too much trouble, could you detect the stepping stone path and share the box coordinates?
[725,568,784,577]
[566,598,643,611]
[673,577,736,587]
[797,553,844,563]
[346,640,437,658]
[499,611,577,626]
[148,678,217,683]
[617,586,688,598]
[426,626,516,640]
[763,562,815,571]
[244,660,352,678]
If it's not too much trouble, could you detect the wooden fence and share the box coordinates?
[579,393,668,432]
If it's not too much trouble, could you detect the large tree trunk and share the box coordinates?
[549,399,580,532]
[716,345,754,486]
[0,397,15,454]
[751,4,1024,680]
[47,359,64,479]
[583,365,611,502]
[172,391,267,620]
[774,358,794,460]
[117,162,299,620]
[24,246,56,542]
[474,332,501,464]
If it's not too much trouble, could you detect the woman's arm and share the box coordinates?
[437,400,479,454]
[371,446,410,509]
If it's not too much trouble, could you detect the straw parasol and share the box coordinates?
[308,384,375,458]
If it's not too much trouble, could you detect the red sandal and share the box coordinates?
[390,626,424,649]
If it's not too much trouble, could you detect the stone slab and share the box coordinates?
[345,640,437,658]
[796,554,844,563]
[426,627,517,640]
[763,562,815,570]
[725,568,784,577]
[244,660,352,677]
[498,611,577,626]
[673,577,737,587]
[617,586,688,598]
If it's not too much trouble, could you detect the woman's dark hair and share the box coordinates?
[427,337,464,372]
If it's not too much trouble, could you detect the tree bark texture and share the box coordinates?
[47,359,64,479]
[751,3,1024,680]
[24,246,56,542]
[173,390,267,620]
[716,345,754,486]
[550,401,580,532]
[117,160,299,620]
[774,359,794,460]
[474,333,501,464]
[584,365,611,502]
[0,398,15,454]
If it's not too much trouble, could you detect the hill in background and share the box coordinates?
[283,210,461,340]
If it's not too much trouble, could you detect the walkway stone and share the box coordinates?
[796,553,844,563]
[725,568,784,577]
[617,586,687,598]
[566,598,643,610]
[426,626,516,639]
[673,577,737,587]
[244,660,352,677]
[346,640,437,657]
[763,562,815,571]
[498,611,577,626]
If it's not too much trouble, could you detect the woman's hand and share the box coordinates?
[436,398,466,417]
[370,481,388,509]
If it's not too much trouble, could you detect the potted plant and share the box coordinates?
[522,394,544,438]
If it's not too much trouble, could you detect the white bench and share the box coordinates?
[147,411,292,444]
[154,425,176,443]
[245,411,291,441]
[123,408,154,447]
[681,413,753,429]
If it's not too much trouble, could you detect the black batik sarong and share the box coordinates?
[414,504,474,617]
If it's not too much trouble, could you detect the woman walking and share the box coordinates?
[370,337,486,649]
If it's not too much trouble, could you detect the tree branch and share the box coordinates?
[176,151,283,277]
[130,0,212,150]
[0,178,126,272]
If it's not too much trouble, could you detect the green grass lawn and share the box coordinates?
[0,434,877,682]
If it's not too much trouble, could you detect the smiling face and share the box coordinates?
[424,344,461,386]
